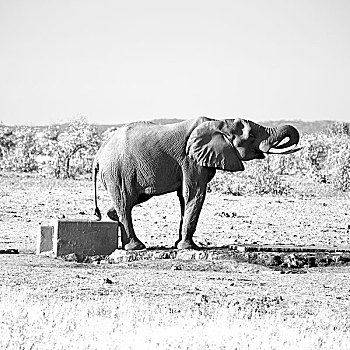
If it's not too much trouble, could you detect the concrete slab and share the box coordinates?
[232,244,350,253]
[37,226,54,255]
[37,219,119,257]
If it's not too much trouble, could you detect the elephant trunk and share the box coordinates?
[259,125,300,154]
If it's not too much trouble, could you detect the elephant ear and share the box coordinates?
[186,121,244,171]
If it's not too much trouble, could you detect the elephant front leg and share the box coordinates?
[176,187,206,250]
[175,188,185,247]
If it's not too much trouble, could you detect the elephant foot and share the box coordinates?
[124,239,146,251]
[176,239,199,250]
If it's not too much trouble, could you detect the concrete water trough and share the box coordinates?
[37,219,119,257]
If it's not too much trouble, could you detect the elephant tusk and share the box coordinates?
[266,145,302,155]
[272,137,291,149]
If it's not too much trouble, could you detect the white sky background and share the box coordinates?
[0,0,349,126]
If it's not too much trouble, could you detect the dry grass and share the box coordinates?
[1,172,350,349]
[1,286,350,350]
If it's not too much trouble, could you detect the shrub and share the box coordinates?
[0,126,16,159]
[328,122,350,136]
[285,129,350,192]
[297,133,330,181]
[207,171,242,195]
[327,141,350,191]
[0,127,40,172]
[0,117,102,178]
[245,159,291,195]
[40,117,101,178]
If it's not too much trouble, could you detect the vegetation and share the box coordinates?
[0,116,100,178]
[1,287,349,350]
[0,118,349,192]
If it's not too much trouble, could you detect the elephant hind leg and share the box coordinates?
[107,183,146,251]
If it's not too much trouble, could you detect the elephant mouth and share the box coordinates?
[256,151,266,159]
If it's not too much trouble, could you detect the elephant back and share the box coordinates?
[96,121,190,194]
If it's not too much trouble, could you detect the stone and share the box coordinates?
[108,249,150,263]
[61,253,79,262]
[195,251,209,260]
[265,254,283,266]
[176,250,197,260]
[152,251,176,260]
[281,254,307,268]
[195,294,209,305]
[0,249,19,254]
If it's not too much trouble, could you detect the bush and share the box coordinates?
[279,128,350,192]
[327,142,350,191]
[245,159,291,195]
[0,126,16,159]
[207,160,292,196]
[207,171,242,195]
[0,127,40,172]
[39,116,101,178]
[296,133,330,181]
[0,117,102,178]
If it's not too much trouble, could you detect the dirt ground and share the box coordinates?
[1,172,350,313]
[2,253,350,317]
[1,172,350,251]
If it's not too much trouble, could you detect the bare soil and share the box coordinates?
[1,172,350,314]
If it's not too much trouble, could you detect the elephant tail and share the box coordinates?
[93,160,102,221]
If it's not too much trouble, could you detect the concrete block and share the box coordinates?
[37,219,119,257]
[37,226,54,255]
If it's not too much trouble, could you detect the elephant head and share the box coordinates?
[186,118,300,171]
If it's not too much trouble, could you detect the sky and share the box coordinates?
[0,0,349,126]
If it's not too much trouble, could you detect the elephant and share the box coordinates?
[93,117,300,251]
